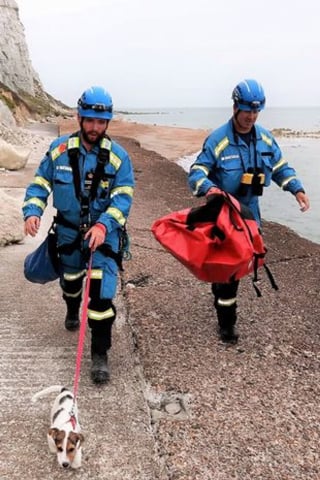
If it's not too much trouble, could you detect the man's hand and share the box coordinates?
[24,216,41,237]
[295,191,310,212]
[84,223,107,251]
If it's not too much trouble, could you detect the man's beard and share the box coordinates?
[81,129,106,145]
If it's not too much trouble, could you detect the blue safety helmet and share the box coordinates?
[77,86,113,120]
[232,79,266,112]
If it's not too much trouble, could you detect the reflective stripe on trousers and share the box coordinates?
[212,280,239,328]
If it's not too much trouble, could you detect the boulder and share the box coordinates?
[0,99,16,127]
[0,190,24,246]
[0,137,30,170]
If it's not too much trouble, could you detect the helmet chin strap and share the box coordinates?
[232,106,241,128]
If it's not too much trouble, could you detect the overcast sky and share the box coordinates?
[17,0,320,109]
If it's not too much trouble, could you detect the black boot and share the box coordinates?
[65,311,80,331]
[91,353,110,384]
[218,324,239,344]
[212,281,239,344]
[88,308,115,384]
[64,298,81,331]
[216,304,239,344]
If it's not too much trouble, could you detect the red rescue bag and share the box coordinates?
[151,192,269,285]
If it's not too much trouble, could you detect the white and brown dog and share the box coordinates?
[32,385,84,469]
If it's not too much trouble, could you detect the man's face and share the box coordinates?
[79,117,109,144]
[233,107,259,133]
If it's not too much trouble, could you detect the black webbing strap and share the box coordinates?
[55,213,123,268]
[263,264,279,290]
[97,244,123,271]
[54,214,81,255]
[90,144,110,200]
[68,132,81,200]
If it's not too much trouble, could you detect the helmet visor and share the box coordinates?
[78,100,113,113]
[238,99,265,111]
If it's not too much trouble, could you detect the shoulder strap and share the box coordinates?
[90,135,111,200]
[67,132,81,200]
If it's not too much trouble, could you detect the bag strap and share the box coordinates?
[252,257,279,297]
[222,191,279,295]
[222,191,255,243]
[263,263,279,290]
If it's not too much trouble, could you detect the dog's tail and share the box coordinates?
[31,385,67,403]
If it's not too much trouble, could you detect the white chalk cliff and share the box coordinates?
[0,1,67,245]
[0,0,69,126]
[0,0,70,170]
[0,0,39,96]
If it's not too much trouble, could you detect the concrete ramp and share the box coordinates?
[0,222,164,479]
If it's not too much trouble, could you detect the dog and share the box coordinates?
[32,385,84,469]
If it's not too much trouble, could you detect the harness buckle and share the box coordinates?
[80,223,90,234]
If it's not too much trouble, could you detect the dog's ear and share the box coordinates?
[48,427,59,440]
[69,432,84,446]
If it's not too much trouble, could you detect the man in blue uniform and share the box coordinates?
[23,86,135,383]
[188,79,310,344]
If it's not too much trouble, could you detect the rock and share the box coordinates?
[164,401,182,415]
[0,100,16,127]
[0,190,24,246]
[0,138,30,170]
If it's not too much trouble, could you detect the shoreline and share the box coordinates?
[57,116,320,246]
[58,116,320,163]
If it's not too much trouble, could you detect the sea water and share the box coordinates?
[121,107,320,244]
[119,106,320,132]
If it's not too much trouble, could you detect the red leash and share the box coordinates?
[73,253,93,399]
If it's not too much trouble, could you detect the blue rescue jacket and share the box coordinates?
[22,132,135,298]
[188,119,304,224]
